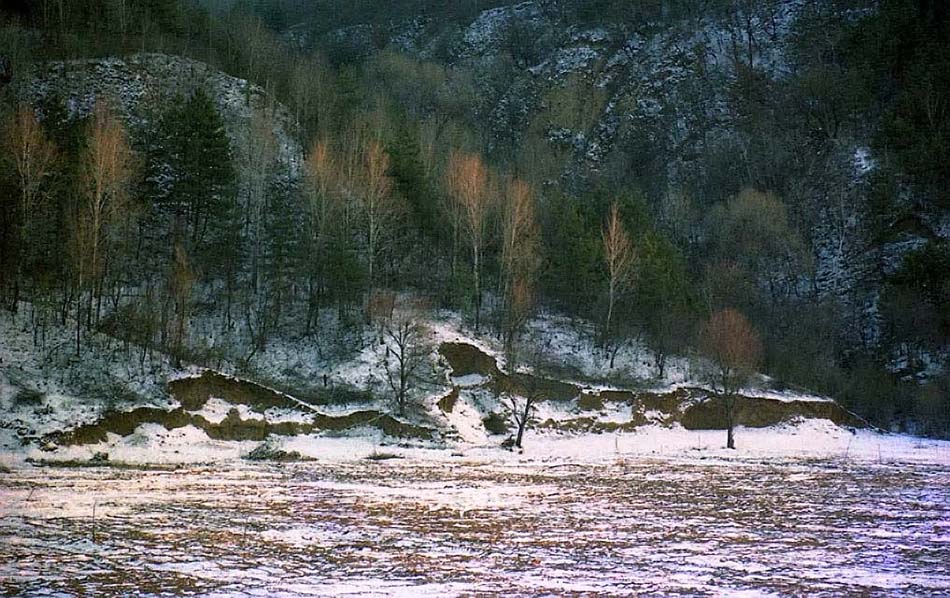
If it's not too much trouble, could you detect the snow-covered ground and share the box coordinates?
[522,312,691,384]
[3,301,949,596]
[2,415,947,471]
[2,449,948,597]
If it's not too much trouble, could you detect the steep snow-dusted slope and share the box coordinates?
[18,53,302,193]
[306,1,948,381]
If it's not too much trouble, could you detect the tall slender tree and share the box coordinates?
[4,104,57,311]
[75,99,135,354]
[360,141,398,292]
[499,177,539,360]
[446,151,491,331]
[700,308,763,449]
[601,202,635,350]
[302,139,336,332]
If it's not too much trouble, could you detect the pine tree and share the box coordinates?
[143,88,237,274]
[636,231,693,380]
[388,122,437,236]
[261,182,302,334]
[541,196,602,313]
[178,89,236,253]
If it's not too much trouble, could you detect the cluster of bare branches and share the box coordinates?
[4,104,56,311]
[499,177,540,370]
[601,201,636,355]
[74,100,137,355]
[379,299,431,415]
[445,151,490,331]
[700,308,763,449]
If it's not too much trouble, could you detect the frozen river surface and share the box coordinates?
[2,457,949,597]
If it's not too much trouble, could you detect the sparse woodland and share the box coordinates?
[0,0,948,437]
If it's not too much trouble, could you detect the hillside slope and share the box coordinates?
[297,0,949,384]
[3,304,923,468]
[18,52,302,196]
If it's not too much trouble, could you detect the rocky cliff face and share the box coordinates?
[316,0,947,380]
[13,1,946,381]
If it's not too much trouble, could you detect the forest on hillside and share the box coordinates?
[0,0,948,436]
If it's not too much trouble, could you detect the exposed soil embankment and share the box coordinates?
[542,387,704,433]
[437,387,459,413]
[168,371,307,411]
[47,371,434,446]
[439,342,867,431]
[439,342,580,401]
[680,396,867,430]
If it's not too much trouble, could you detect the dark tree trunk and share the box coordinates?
[514,397,533,449]
[515,419,526,449]
[75,292,82,357]
[725,394,737,449]
[655,351,667,380]
[609,342,621,369]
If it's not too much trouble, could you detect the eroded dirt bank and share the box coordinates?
[438,342,867,431]
[45,371,434,447]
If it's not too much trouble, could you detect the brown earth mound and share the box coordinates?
[47,406,434,446]
[536,417,647,434]
[640,388,701,414]
[440,343,501,377]
[47,371,435,446]
[680,395,867,429]
[577,393,605,411]
[538,391,866,434]
[168,371,302,411]
[439,341,865,433]
[439,342,580,402]
[437,387,460,413]
[502,372,579,402]
[594,387,701,414]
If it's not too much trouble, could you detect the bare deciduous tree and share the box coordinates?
[446,151,491,331]
[501,347,548,451]
[243,109,277,294]
[4,103,57,311]
[499,177,540,361]
[503,390,538,451]
[602,202,636,349]
[74,100,134,354]
[305,141,336,206]
[360,141,398,291]
[289,55,334,138]
[504,277,535,370]
[381,301,429,415]
[303,139,337,332]
[367,288,396,341]
[708,188,806,305]
[500,179,536,284]
[699,308,763,449]
[82,99,134,284]
[499,330,549,451]
[6,103,56,234]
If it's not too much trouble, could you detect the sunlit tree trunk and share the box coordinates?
[5,104,56,312]
[602,202,635,349]
[75,100,134,354]
[446,152,492,331]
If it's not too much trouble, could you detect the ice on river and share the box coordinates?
[2,456,949,597]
